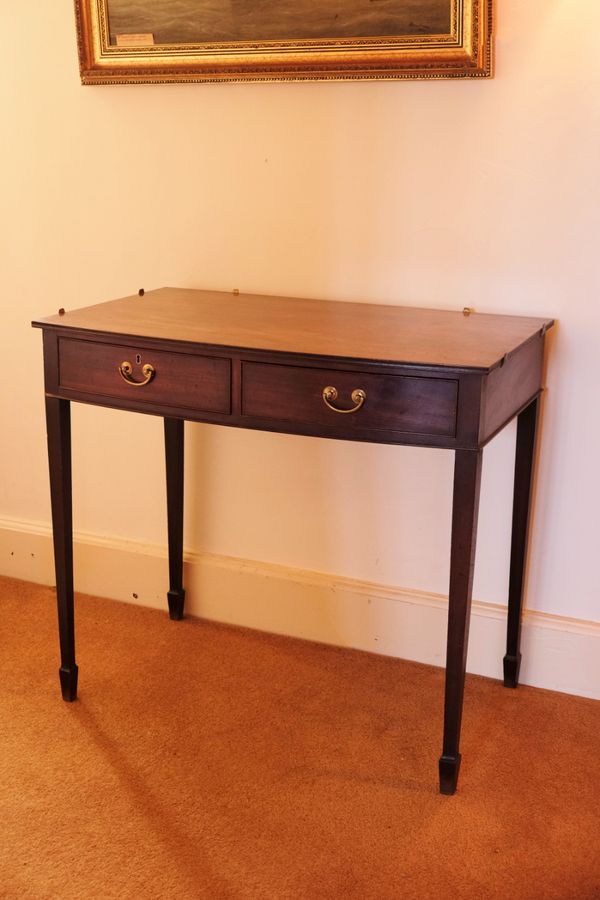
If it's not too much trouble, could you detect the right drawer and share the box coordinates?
[241,362,458,438]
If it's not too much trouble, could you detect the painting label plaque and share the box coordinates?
[115,33,155,48]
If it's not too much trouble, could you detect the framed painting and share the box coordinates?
[74,0,493,84]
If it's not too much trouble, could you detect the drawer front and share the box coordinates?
[58,338,231,414]
[242,362,457,437]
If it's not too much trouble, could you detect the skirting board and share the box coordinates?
[1,515,599,700]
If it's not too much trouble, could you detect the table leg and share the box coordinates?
[45,397,78,701]
[504,396,540,688]
[439,448,483,795]
[164,418,185,620]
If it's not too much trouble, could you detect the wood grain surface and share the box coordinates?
[33,288,554,371]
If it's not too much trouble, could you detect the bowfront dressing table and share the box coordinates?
[33,288,554,794]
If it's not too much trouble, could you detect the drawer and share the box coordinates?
[58,338,231,414]
[241,362,457,437]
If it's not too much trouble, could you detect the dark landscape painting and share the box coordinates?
[107,0,452,44]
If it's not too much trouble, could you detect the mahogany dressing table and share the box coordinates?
[33,288,554,794]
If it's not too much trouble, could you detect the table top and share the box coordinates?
[33,287,554,371]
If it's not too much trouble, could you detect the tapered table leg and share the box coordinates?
[504,397,540,688]
[164,418,185,620]
[45,397,78,701]
[439,448,483,795]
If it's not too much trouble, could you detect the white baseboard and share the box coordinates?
[1,515,599,700]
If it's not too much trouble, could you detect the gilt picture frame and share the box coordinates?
[74,0,493,84]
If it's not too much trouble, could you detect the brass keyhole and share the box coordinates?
[136,354,141,365]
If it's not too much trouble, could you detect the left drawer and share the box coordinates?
[57,337,231,414]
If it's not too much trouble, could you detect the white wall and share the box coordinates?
[1,4,599,655]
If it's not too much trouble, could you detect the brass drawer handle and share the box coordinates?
[118,360,155,387]
[322,386,366,414]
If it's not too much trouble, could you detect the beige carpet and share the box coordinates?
[1,575,599,899]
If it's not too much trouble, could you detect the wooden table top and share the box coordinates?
[33,288,554,371]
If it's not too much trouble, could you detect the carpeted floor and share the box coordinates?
[1,575,599,899]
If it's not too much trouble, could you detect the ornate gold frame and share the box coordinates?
[74,0,493,84]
